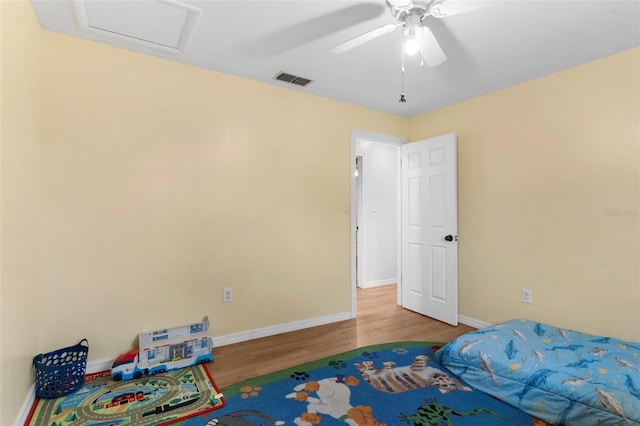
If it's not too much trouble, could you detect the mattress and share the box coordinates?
[435,319,640,425]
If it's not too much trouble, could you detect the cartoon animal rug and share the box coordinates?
[180,342,551,426]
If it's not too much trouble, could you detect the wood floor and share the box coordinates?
[206,284,475,388]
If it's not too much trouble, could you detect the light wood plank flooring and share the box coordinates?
[206,284,475,387]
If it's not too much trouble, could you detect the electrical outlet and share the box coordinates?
[223,287,232,303]
[521,288,533,304]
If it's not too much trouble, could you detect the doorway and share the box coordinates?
[350,130,406,316]
[350,130,459,325]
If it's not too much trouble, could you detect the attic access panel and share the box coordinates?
[73,0,201,54]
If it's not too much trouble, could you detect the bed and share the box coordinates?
[435,319,640,425]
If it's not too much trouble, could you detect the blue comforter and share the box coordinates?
[435,319,640,425]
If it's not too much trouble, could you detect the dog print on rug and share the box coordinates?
[286,375,386,426]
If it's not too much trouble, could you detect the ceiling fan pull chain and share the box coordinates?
[420,26,425,67]
[401,38,406,74]
[400,44,407,103]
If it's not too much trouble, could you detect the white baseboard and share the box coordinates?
[91,312,484,365]
[14,386,35,426]
[359,279,396,289]
[212,311,352,347]
[86,359,116,374]
[458,315,492,330]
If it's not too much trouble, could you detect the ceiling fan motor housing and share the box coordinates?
[403,12,424,36]
[387,0,438,21]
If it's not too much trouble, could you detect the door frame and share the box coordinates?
[350,129,408,318]
[355,155,364,289]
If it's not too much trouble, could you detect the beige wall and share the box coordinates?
[1,2,638,421]
[0,0,43,424]
[410,47,640,342]
[39,32,409,363]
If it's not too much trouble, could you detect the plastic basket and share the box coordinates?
[33,339,88,399]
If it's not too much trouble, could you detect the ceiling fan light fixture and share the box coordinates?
[404,37,420,55]
[403,25,422,55]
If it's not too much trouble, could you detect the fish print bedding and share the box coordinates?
[435,319,640,425]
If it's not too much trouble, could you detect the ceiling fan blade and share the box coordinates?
[386,0,413,7]
[421,27,447,67]
[386,0,414,11]
[240,3,386,57]
[330,23,401,54]
[430,0,490,18]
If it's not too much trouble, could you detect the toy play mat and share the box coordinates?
[26,363,224,426]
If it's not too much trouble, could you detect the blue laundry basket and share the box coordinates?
[33,339,88,399]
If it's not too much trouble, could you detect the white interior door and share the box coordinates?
[401,133,458,325]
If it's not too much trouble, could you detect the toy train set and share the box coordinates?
[111,316,213,381]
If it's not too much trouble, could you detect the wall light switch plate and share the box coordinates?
[223,287,232,303]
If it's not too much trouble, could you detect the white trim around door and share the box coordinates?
[350,129,408,318]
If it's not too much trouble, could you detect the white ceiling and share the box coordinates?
[30,0,640,117]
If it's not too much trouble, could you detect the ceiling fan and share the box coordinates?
[330,0,486,67]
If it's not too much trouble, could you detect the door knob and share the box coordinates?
[444,235,454,242]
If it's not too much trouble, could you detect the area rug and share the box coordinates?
[177,341,548,425]
[25,364,225,426]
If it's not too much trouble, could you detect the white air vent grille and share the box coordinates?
[274,72,313,87]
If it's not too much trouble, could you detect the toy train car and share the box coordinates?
[111,316,213,381]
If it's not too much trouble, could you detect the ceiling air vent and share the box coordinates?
[274,72,313,87]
